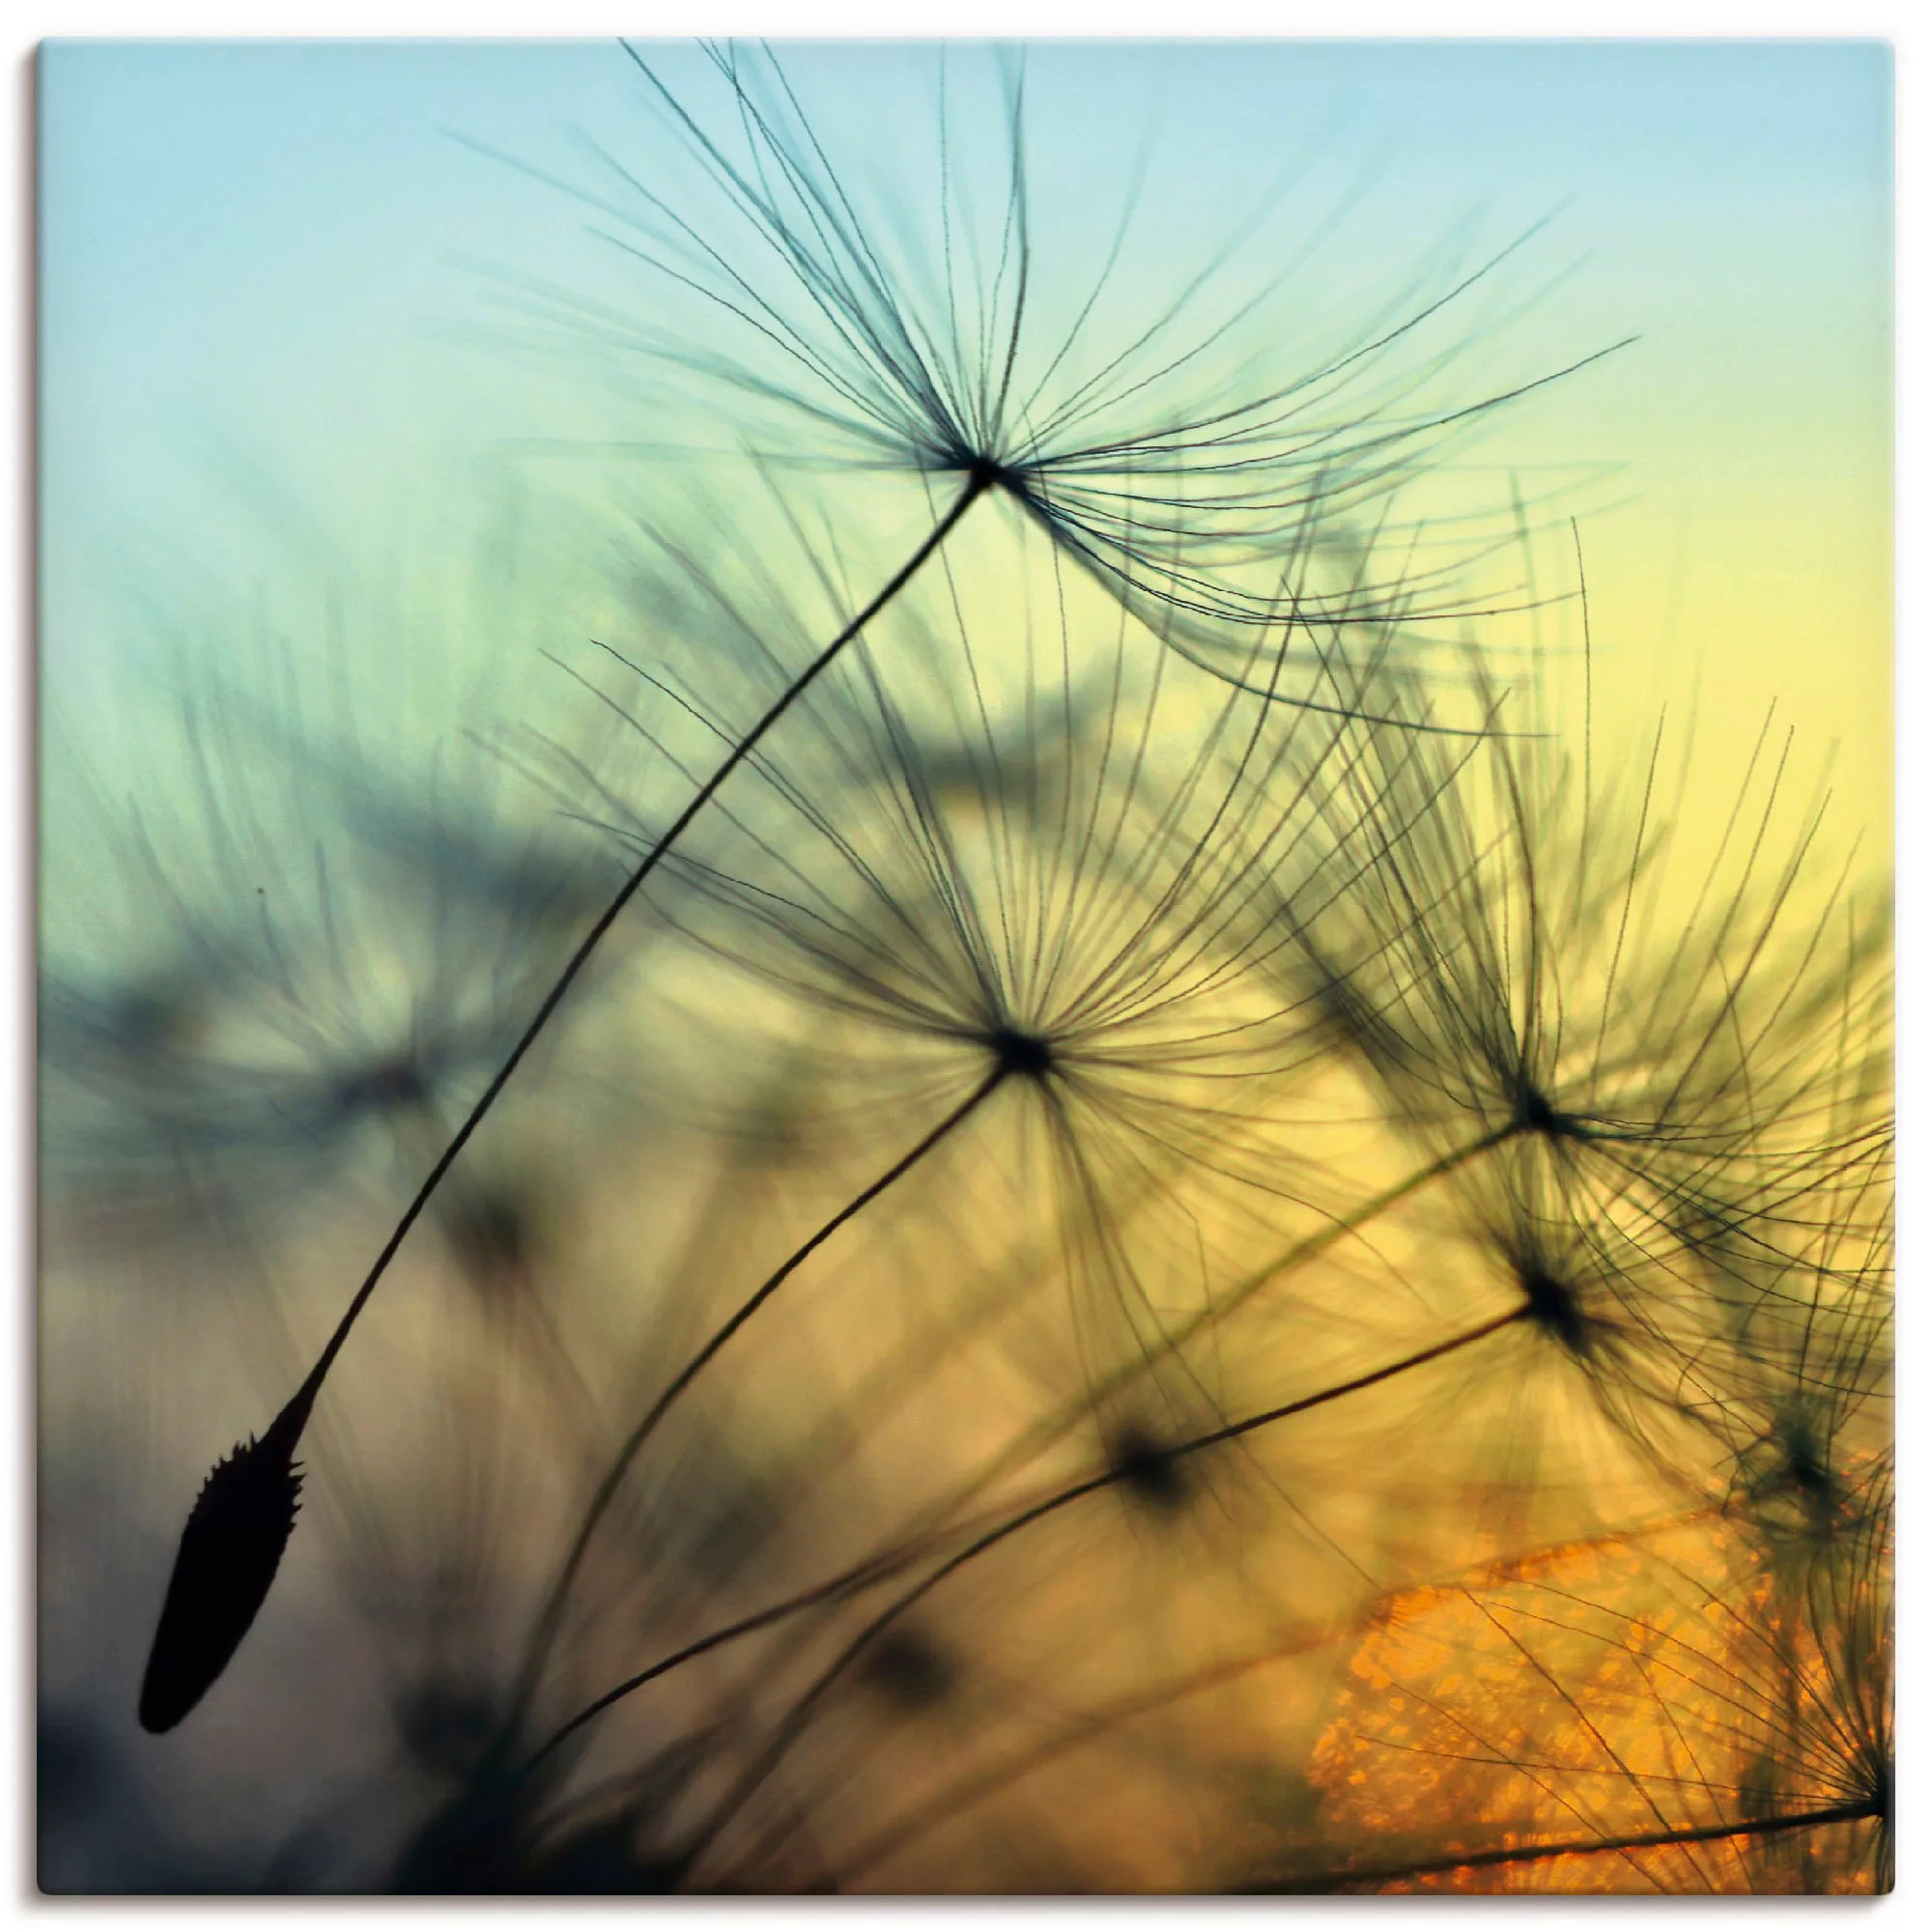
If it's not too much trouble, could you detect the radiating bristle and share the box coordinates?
[40,35,1889,1901]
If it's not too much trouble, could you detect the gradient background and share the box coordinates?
[33,41,1895,1896]
[41,40,1892,842]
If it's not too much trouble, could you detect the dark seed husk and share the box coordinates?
[137,1406,306,1734]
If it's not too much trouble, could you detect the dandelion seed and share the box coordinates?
[517,41,1625,673]
[1270,639,1892,1294]
[42,664,626,1263]
[1104,1420,1193,1520]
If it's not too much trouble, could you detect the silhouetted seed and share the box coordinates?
[986,1025,1054,1081]
[137,1392,310,1734]
[858,1629,954,1711]
[1107,1422,1192,1518]
[1519,1267,1589,1356]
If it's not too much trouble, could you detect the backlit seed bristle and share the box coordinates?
[40,37,1889,1900]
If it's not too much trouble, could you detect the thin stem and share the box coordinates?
[833,1497,1733,1889]
[667,1303,1532,1876]
[521,1122,1525,1777]
[1253,1799,1884,1893]
[836,1621,1344,1887]
[885,1117,1523,1532]
[502,1062,1007,1734]
[300,473,991,1406]
[138,474,990,1729]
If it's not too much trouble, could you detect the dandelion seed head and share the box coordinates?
[1517,1263,1590,1356]
[985,1022,1055,1083]
[1508,1075,1583,1145]
[1105,1420,1193,1520]
[508,39,1623,693]
[1296,1497,1893,1894]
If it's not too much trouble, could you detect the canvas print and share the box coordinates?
[38,40,1892,1894]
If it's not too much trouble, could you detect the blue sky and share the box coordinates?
[40,40,1893,830]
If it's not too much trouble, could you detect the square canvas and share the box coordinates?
[37,38,1892,1895]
